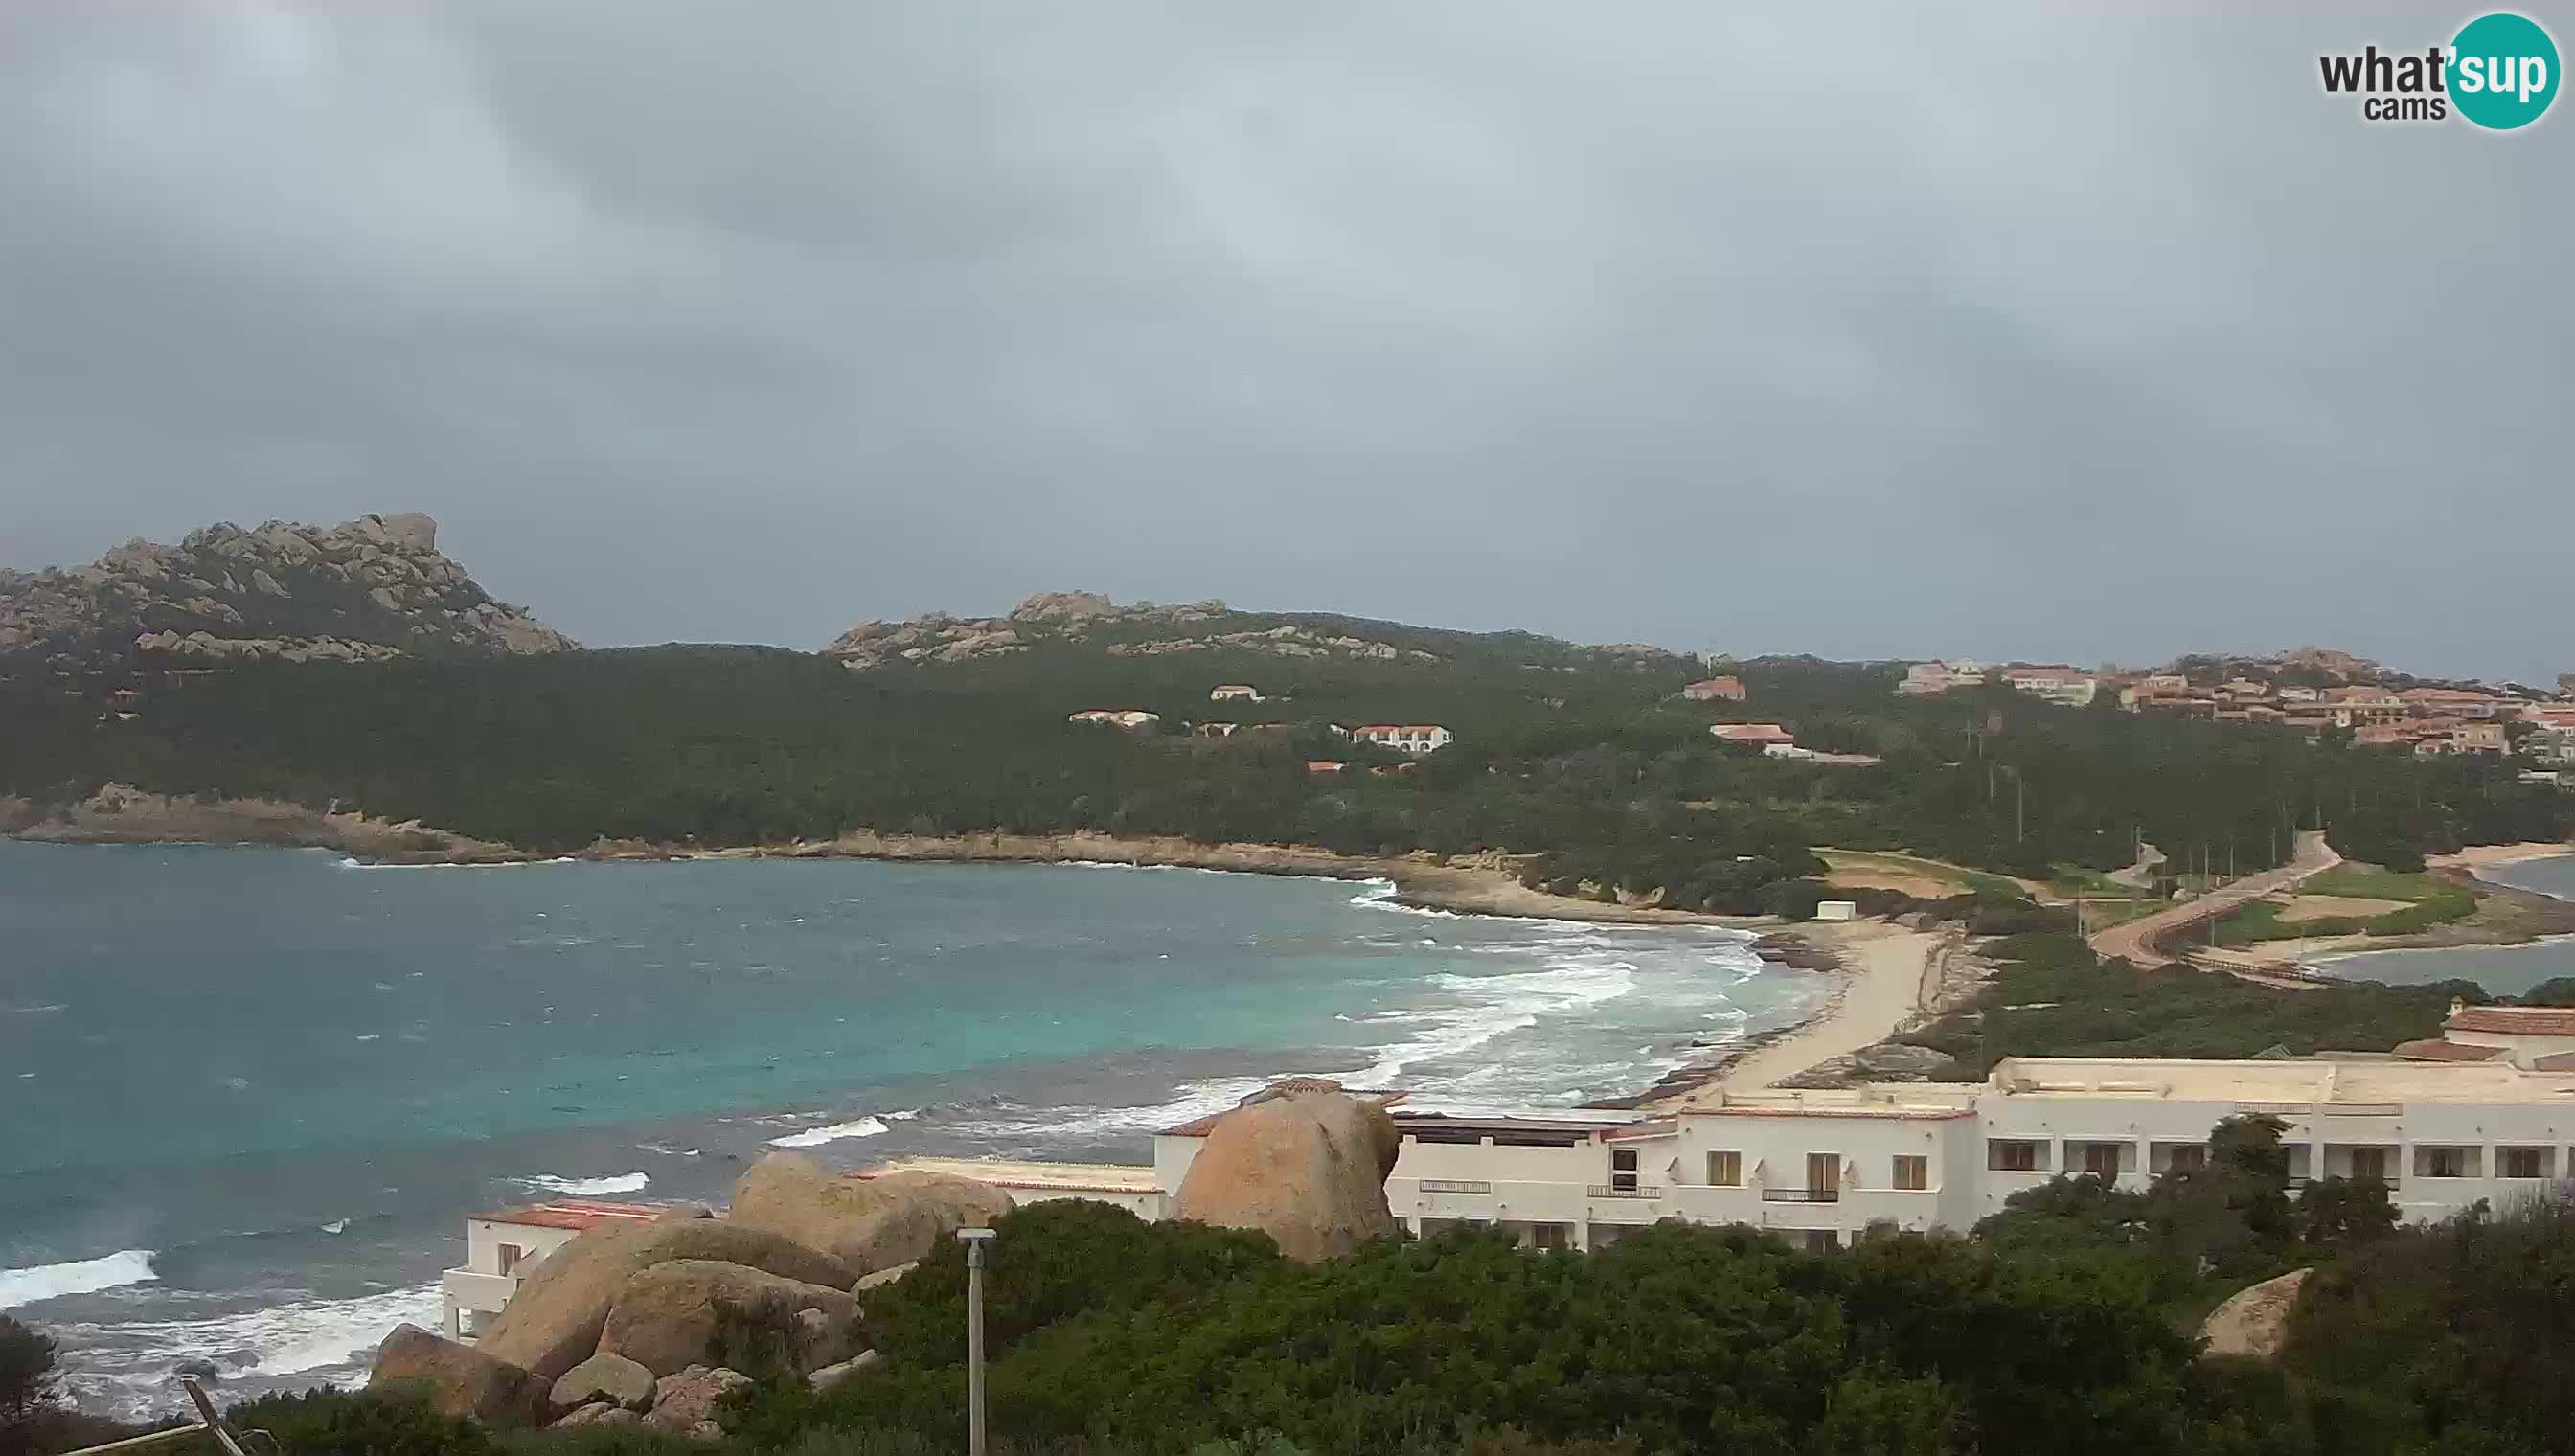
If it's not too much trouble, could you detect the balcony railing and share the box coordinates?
[1759,1188,1842,1203]
[1416,1179,1493,1194]
[1585,1183,1663,1199]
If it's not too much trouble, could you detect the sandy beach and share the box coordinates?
[2429,842,2575,870]
[1645,921,1947,1106]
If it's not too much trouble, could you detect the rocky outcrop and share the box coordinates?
[366,1324,556,1429]
[807,1349,883,1393]
[7,783,520,860]
[1169,1082,1401,1262]
[643,1365,754,1438]
[479,1217,856,1379]
[549,1351,657,1413]
[0,513,572,665]
[596,1259,860,1377]
[2200,1268,2313,1360]
[818,592,1443,671]
[727,1153,1013,1274]
[550,1404,642,1430]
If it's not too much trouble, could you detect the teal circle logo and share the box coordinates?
[2450,12,2559,129]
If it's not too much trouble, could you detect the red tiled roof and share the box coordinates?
[469,1199,669,1231]
[2390,1038,2507,1062]
[2529,1052,2575,1072]
[2448,1006,2575,1035]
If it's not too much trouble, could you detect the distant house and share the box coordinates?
[1306,760,1346,774]
[1355,724,1453,755]
[1210,684,1263,702]
[2400,687,2507,720]
[2325,688,2408,728]
[1710,723,1796,746]
[1681,676,1746,702]
[1763,743,1883,765]
[443,1198,667,1342]
[1069,709,1162,731]
[1196,721,1240,738]
[2001,666,2098,707]
[1897,660,1986,695]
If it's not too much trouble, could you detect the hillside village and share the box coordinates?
[1900,653,2575,772]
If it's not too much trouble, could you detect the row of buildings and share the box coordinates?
[1707,722,1881,766]
[1901,660,2575,759]
[441,1006,2575,1339]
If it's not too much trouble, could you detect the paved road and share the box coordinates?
[2086,830,2340,967]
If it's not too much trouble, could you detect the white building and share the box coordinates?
[441,1198,669,1341]
[1209,685,1263,702]
[1354,724,1453,754]
[1138,1053,2575,1250]
[1067,709,1162,731]
[2000,667,2099,707]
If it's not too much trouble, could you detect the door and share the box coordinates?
[1808,1152,1840,1201]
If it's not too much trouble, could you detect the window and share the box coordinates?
[2500,1147,2548,1179]
[1807,1152,1841,1200]
[2349,1147,2388,1183]
[1988,1140,2042,1172]
[2167,1145,2207,1173]
[1532,1223,1568,1250]
[496,1242,525,1275]
[2080,1142,2123,1177]
[1893,1155,1927,1191]
[1609,1147,1638,1192]
[1707,1150,1742,1187]
[1802,1229,1841,1254]
[2417,1147,2468,1179]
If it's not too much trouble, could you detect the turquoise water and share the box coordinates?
[2317,855,2575,994]
[0,842,1815,1416]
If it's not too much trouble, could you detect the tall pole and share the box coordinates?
[958,1227,995,1456]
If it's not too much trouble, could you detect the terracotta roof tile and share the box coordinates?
[2390,1038,2507,1062]
[2448,1006,2575,1035]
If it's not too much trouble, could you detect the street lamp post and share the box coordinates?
[956,1227,996,1456]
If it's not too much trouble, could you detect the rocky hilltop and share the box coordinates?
[822,590,1687,672]
[0,513,574,665]
[821,590,1449,670]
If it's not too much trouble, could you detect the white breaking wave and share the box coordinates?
[520,1172,650,1195]
[1354,958,1639,1085]
[55,1281,444,1419]
[767,1116,890,1148]
[940,1076,1277,1146]
[0,1250,159,1309]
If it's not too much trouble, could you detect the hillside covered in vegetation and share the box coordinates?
[4,591,2567,911]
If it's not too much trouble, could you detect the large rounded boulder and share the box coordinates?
[1170,1085,1401,1262]
[368,1323,556,1429]
[727,1153,1014,1273]
[478,1217,855,1378]
[597,1259,861,1377]
[2200,1267,2313,1359]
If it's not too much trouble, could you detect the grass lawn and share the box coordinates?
[2218,864,2476,944]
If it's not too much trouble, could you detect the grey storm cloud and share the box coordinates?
[1,1,2566,678]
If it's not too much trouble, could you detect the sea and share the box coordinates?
[0,842,1820,1420]
[2314,854,2575,994]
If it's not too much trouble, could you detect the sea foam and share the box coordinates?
[766,1116,891,1148]
[0,1250,159,1309]
[519,1172,650,1195]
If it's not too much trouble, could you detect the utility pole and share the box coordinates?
[957,1227,996,1456]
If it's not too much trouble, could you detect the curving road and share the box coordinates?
[2086,830,2340,968]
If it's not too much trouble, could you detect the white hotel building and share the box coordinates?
[447,1009,2575,1331]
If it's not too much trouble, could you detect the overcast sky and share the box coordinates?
[2,2,2566,679]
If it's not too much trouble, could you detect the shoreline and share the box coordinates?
[1614,922,1952,1109]
[2,787,1778,931]
[2274,853,2575,967]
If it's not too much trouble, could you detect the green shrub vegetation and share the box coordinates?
[39,1165,2575,1456]
[1900,934,2474,1075]
[7,640,2564,913]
